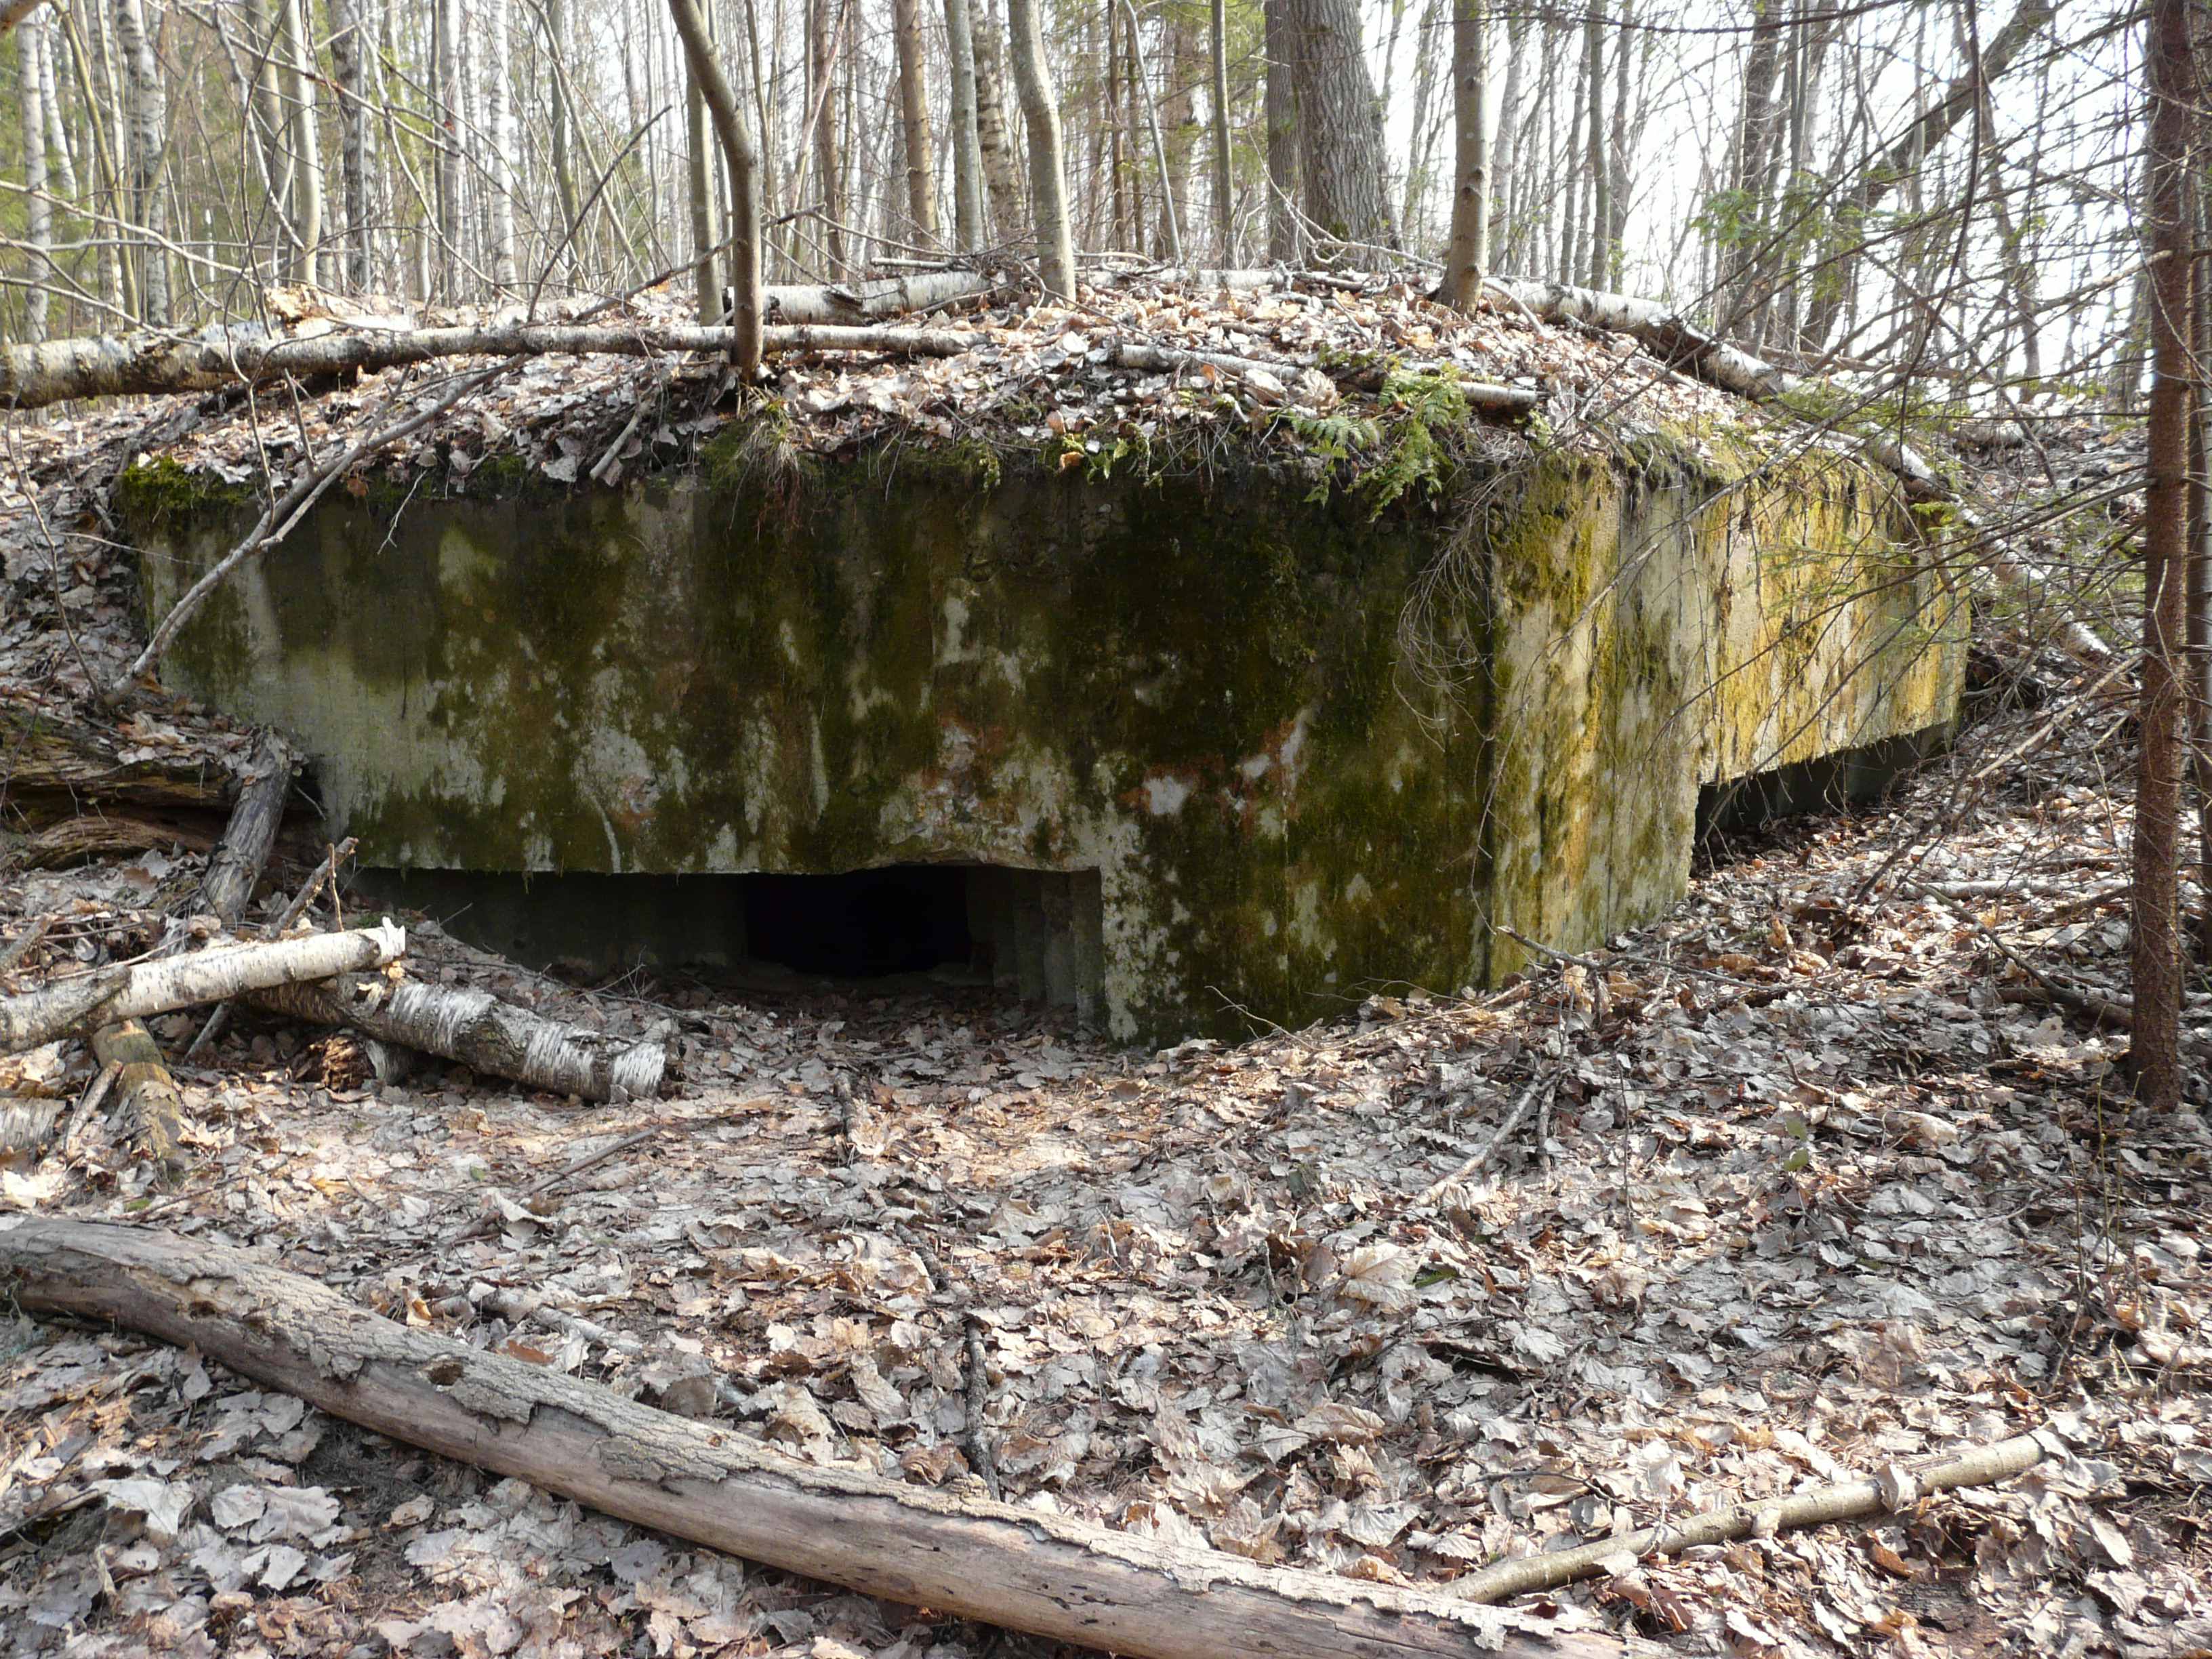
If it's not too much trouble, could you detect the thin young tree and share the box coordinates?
[1004,0,1076,296]
[2132,0,2197,1111]
[893,0,937,239]
[1442,0,1489,312]
[1209,0,1233,264]
[943,0,988,247]
[667,0,763,375]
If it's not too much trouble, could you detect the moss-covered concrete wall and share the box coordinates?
[123,424,1961,1040]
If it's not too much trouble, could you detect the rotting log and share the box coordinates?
[197,731,296,929]
[0,1218,1654,1659]
[0,808,220,873]
[0,924,405,1053]
[82,726,296,1166]
[251,971,664,1103]
[0,702,237,812]
[88,1019,186,1169]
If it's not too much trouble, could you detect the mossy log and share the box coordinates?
[0,1218,1653,1659]
[0,808,220,873]
[0,703,237,812]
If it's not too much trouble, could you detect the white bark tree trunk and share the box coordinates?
[0,925,407,1054]
[485,0,518,291]
[19,9,51,342]
[279,0,323,287]
[112,0,169,323]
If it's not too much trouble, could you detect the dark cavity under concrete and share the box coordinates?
[359,865,1105,1019]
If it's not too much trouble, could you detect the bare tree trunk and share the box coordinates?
[668,0,764,377]
[546,0,578,266]
[972,0,1023,234]
[1281,0,1397,247]
[1263,0,1299,261]
[434,0,462,298]
[113,0,169,323]
[279,0,323,286]
[1004,0,1076,298]
[939,0,987,247]
[2190,184,2212,966]
[1209,0,1233,263]
[687,52,719,319]
[329,0,372,291]
[485,0,518,290]
[1583,1,1606,288]
[19,9,50,342]
[892,0,937,239]
[1155,11,1197,262]
[1490,11,1524,271]
[2133,0,2195,1111]
[1442,0,1489,312]
[808,0,846,274]
[1118,0,1182,264]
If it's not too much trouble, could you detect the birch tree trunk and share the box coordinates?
[434,0,462,298]
[943,0,987,246]
[1442,0,1489,313]
[19,9,50,342]
[892,0,937,239]
[113,0,169,323]
[1004,0,1076,298]
[1582,2,1606,289]
[1489,11,1523,272]
[972,0,1023,234]
[485,0,518,291]
[279,0,323,287]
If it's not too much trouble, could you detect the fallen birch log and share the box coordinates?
[251,971,664,1103]
[0,321,987,409]
[0,924,405,1053]
[1455,1432,2049,1603]
[763,270,992,325]
[0,1218,1649,1659]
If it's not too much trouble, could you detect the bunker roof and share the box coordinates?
[79,270,1774,501]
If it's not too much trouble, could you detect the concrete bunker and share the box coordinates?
[121,413,1964,1043]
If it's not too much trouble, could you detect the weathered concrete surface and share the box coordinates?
[123,427,1961,1040]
